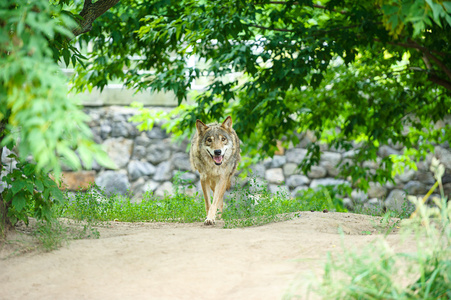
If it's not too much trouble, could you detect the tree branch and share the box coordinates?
[428,75,451,91]
[248,23,359,35]
[422,52,451,82]
[422,54,432,70]
[254,2,348,14]
[80,0,93,16]
[72,0,120,36]
[374,38,446,57]
[404,39,451,83]
[374,38,451,91]
[248,24,296,32]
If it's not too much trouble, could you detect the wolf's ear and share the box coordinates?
[221,116,233,131]
[196,120,209,134]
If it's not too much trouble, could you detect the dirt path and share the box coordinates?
[0,212,416,300]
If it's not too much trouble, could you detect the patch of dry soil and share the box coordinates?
[0,212,416,299]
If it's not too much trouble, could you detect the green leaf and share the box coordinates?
[12,193,27,212]
[24,164,36,176]
[25,181,34,194]
[57,143,81,170]
[34,178,44,191]
[445,14,451,27]
[43,188,50,200]
[426,0,444,26]
[41,176,56,188]
[50,186,64,203]
[62,48,71,67]
[77,143,94,169]
[95,151,117,170]
[11,180,26,195]
[443,2,451,12]
[71,54,77,67]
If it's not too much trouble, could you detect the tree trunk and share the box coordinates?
[0,190,10,242]
[72,0,121,36]
[0,119,12,241]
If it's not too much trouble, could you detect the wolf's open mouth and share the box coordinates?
[208,150,225,166]
[212,155,223,165]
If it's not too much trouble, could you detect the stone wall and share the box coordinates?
[3,104,449,212]
[50,105,449,212]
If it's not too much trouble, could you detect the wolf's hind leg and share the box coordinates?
[217,178,229,219]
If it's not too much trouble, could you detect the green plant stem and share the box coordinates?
[409,181,439,219]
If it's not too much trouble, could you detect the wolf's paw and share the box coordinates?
[204,218,215,225]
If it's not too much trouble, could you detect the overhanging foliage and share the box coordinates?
[68,0,451,188]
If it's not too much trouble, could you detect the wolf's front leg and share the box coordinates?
[200,179,211,215]
[204,179,228,225]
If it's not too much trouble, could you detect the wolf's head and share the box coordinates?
[195,116,234,166]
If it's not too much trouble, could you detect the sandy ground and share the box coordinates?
[0,212,417,300]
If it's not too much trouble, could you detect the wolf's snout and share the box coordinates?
[212,149,224,165]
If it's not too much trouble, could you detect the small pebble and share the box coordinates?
[323,209,329,213]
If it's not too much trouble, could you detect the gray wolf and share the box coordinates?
[189,116,241,225]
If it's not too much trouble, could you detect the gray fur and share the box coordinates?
[189,116,241,225]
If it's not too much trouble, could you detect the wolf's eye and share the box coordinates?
[207,138,212,143]
[221,137,226,142]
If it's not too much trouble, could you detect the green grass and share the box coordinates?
[8,165,449,300]
[286,160,451,300]
[11,170,449,300]
[293,196,451,300]
[25,172,412,252]
[23,172,412,253]
[353,196,415,220]
[61,183,205,224]
[58,174,348,229]
[222,177,347,228]
[352,199,415,236]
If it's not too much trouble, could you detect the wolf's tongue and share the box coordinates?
[214,156,223,164]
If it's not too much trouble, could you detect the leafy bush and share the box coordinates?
[1,157,64,228]
[0,0,113,239]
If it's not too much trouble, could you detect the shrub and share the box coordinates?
[287,159,451,299]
